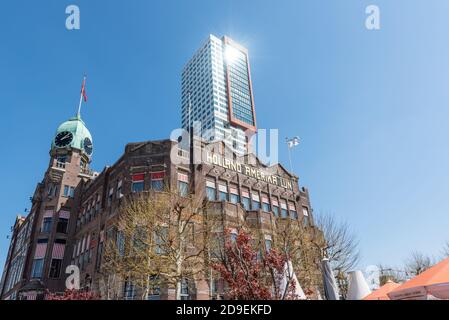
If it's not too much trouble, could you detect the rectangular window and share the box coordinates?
[229,193,239,204]
[272,199,279,217]
[52,239,66,260]
[178,173,189,196]
[151,171,165,191]
[76,240,81,257]
[86,203,92,222]
[251,192,260,210]
[151,179,164,191]
[56,218,68,234]
[132,181,144,192]
[262,202,270,212]
[303,215,309,226]
[96,242,103,270]
[31,259,44,278]
[154,227,168,255]
[302,207,310,226]
[229,186,239,204]
[57,155,67,165]
[49,259,62,278]
[178,181,189,196]
[42,217,52,233]
[48,185,56,196]
[289,202,298,219]
[206,180,216,201]
[147,275,160,300]
[123,280,136,300]
[79,253,84,270]
[211,278,219,299]
[261,195,270,212]
[180,279,190,300]
[81,235,86,253]
[241,189,250,210]
[242,197,250,210]
[84,249,89,266]
[302,207,309,217]
[218,183,228,201]
[63,185,75,198]
[117,231,125,257]
[132,174,144,193]
[280,200,288,218]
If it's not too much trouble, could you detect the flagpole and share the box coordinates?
[286,138,293,173]
[77,76,87,118]
[77,90,83,118]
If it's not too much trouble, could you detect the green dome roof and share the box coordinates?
[52,114,93,156]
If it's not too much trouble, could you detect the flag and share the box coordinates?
[287,136,300,148]
[81,77,88,102]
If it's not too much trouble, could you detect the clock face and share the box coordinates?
[54,131,73,148]
[83,137,93,155]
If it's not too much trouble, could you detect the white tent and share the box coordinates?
[278,261,307,300]
[346,270,372,300]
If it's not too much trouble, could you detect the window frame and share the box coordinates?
[42,217,52,233]
[56,218,69,234]
[31,258,44,279]
[49,259,63,278]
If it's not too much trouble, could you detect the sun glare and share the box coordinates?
[224,45,243,63]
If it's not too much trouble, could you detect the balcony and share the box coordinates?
[79,167,95,177]
[55,161,66,169]
[51,161,66,172]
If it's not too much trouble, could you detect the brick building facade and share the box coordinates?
[0,126,324,300]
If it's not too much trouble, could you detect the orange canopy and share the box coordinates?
[388,257,449,300]
[363,280,400,300]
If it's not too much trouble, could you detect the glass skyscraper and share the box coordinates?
[181,35,257,154]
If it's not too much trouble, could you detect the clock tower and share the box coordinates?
[20,112,96,297]
[50,113,93,172]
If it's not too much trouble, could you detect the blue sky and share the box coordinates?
[1,0,449,275]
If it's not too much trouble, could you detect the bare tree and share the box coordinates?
[315,212,360,273]
[377,264,406,285]
[98,261,124,300]
[442,241,449,259]
[272,219,324,298]
[404,251,433,277]
[315,212,360,299]
[101,187,212,300]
